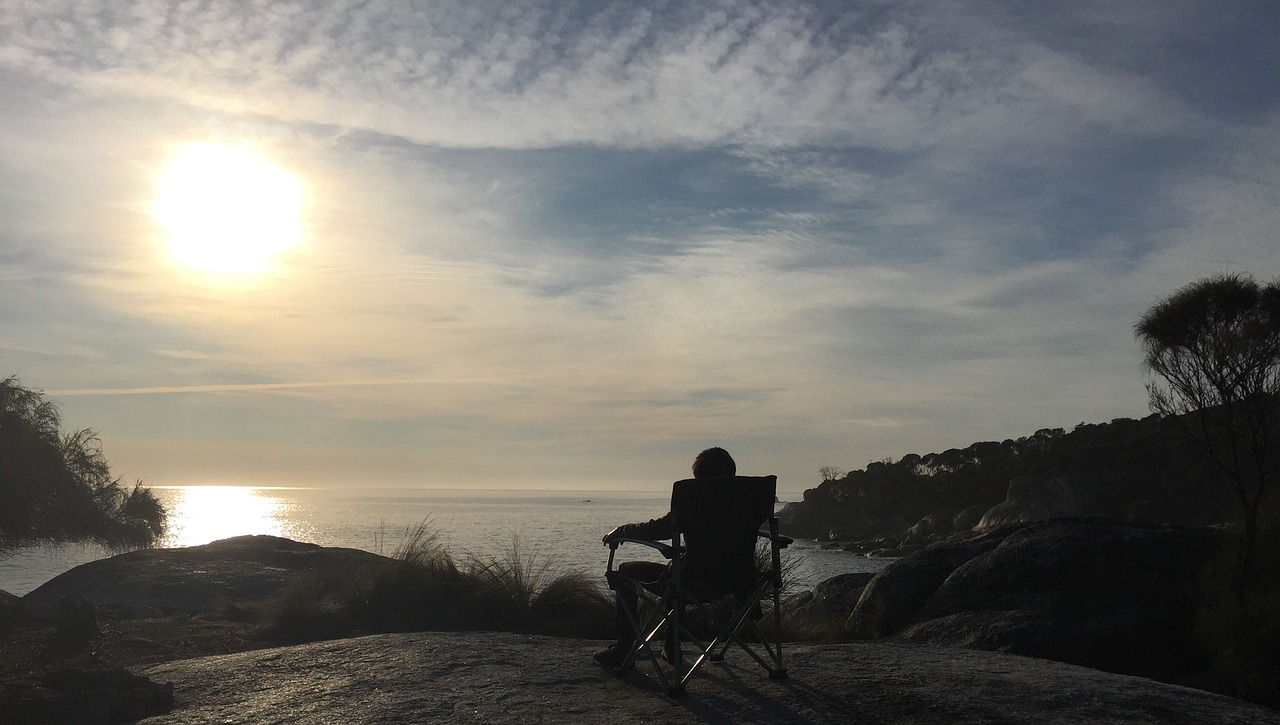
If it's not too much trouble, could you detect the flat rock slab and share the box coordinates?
[142,632,1278,724]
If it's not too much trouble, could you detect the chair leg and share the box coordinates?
[610,575,790,695]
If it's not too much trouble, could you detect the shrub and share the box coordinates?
[0,377,165,554]
[1195,499,1280,707]
[259,565,367,644]
[256,523,614,644]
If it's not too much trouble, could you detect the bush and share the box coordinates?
[1195,499,1280,707]
[0,377,165,554]
[255,523,614,644]
[259,565,366,644]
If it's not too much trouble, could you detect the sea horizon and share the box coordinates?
[0,485,876,597]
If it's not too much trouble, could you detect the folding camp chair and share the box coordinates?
[604,474,792,697]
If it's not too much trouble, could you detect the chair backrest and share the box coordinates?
[670,475,777,598]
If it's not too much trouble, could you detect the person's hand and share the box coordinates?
[602,526,622,544]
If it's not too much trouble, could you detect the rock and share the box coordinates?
[1,685,116,725]
[56,596,99,640]
[912,518,1223,681]
[850,518,1227,685]
[907,513,952,539]
[103,603,165,619]
[21,535,393,613]
[951,504,986,532]
[1124,499,1158,521]
[848,529,1012,638]
[898,609,1061,654]
[0,588,20,618]
[977,474,1088,529]
[787,572,876,626]
[136,631,1280,724]
[922,519,1220,619]
[0,668,173,725]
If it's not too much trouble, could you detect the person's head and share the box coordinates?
[692,447,736,479]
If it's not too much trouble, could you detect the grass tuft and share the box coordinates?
[255,521,614,645]
[259,565,366,644]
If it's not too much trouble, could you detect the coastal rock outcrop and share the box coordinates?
[848,528,1012,638]
[785,572,876,627]
[138,631,1280,724]
[976,474,1089,529]
[848,518,1225,683]
[21,535,391,614]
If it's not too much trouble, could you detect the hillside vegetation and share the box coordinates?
[783,413,1238,540]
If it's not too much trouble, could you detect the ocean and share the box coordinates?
[0,486,891,597]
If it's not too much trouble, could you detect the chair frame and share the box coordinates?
[604,476,791,697]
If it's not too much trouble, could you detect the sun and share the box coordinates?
[152,143,304,275]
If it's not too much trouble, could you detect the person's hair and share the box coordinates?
[692,447,736,479]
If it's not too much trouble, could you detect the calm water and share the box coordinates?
[0,487,890,597]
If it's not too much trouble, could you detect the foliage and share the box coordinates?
[257,522,613,643]
[258,565,368,644]
[817,466,845,483]
[787,415,1234,540]
[1135,273,1280,592]
[0,376,166,555]
[1194,498,1280,708]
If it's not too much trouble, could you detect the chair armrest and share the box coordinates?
[608,537,679,559]
[757,530,794,548]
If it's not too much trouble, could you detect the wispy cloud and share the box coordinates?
[0,1,1197,151]
[0,0,1275,488]
[46,376,527,397]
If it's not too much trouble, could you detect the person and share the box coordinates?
[593,447,738,669]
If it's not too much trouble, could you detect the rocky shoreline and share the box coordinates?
[788,518,1229,687]
[2,530,1275,723]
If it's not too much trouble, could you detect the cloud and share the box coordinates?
[0,1,1196,152]
[1,0,1276,489]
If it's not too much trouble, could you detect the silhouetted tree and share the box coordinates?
[818,466,845,482]
[1135,273,1280,594]
[0,376,166,555]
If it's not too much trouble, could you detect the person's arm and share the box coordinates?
[602,512,674,543]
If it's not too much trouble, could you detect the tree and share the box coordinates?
[0,376,166,555]
[817,466,845,483]
[1134,273,1280,593]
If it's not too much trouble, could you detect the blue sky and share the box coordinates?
[1,1,1277,493]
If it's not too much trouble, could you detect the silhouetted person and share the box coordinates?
[594,447,737,668]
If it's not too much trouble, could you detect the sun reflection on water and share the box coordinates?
[157,486,312,548]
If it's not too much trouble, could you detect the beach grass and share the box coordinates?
[251,521,823,646]
[256,521,614,642]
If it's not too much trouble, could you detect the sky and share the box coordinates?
[1,1,1278,494]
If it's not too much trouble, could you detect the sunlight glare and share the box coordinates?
[152,143,303,275]
[158,486,308,547]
